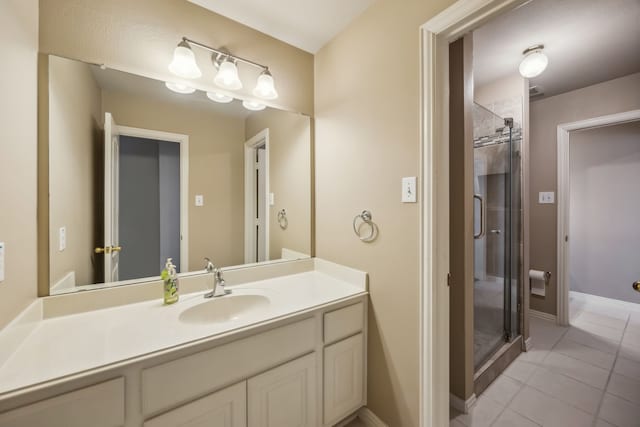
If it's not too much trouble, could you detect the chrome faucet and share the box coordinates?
[204,258,231,298]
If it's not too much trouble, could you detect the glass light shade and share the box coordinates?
[242,100,266,111]
[168,43,202,79]
[214,60,243,90]
[253,71,278,100]
[519,50,548,78]
[206,91,234,103]
[165,81,196,94]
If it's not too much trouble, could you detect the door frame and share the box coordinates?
[244,128,270,264]
[556,109,640,326]
[419,0,526,424]
[117,125,190,271]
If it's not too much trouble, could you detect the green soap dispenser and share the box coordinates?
[162,258,179,304]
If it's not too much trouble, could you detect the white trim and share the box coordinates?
[449,393,477,414]
[357,407,388,427]
[524,337,533,351]
[244,128,270,264]
[334,413,359,427]
[529,309,557,323]
[556,109,640,326]
[117,125,190,272]
[419,1,525,425]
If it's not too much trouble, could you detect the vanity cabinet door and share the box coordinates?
[144,381,246,427]
[247,353,317,427]
[323,333,364,425]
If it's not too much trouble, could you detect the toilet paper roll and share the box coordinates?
[529,269,551,282]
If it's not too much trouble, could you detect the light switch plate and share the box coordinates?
[269,193,275,206]
[402,177,417,203]
[539,191,555,204]
[195,195,204,207]
[0,242,5,282]
[59,226,66,251]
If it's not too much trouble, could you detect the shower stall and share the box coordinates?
[472,103,523,370]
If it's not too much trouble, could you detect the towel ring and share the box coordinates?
[353,210,378,242]
[277,209,288,230]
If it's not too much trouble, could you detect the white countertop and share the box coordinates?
[0,263,366,397]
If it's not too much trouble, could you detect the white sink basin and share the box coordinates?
[179,294,271,324]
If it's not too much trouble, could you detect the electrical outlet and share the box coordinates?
[195,195,204,207]
[539,192,555,204]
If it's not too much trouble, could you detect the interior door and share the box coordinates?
[104,112,120,282]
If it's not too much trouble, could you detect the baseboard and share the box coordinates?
[450,392,477,414]
[334,413,359,427]
[524,337,533,351]
[529,309,557,322]
[357,407,388,427]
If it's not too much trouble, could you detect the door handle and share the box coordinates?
[634,281,640,292]
[474,194,486,239]
[490,229,502,235]
[94,246,122,254]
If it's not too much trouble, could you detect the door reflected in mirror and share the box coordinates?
[46,55,311,295]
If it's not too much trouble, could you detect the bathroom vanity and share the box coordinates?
[0,258,368,427]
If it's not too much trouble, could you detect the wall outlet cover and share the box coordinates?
[195,195,204,207]
[539,191,555,204]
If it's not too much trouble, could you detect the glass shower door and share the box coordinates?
[472,103,519,369]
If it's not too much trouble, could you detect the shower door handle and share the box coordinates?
[633,281,640,292]
[474,194,486,239]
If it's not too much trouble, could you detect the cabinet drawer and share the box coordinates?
[142,317,316,416]
[323,302,364,344]
[144,381,246,427]
[0,377,125,427]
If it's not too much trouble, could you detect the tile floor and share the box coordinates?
[451,292,640,427]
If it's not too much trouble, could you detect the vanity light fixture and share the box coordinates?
[214,58,243,90]
[168,41,202,79]
[169,37,278,100]
[519,44,548,78]
[165,81,196,94]
[206,91,234,103]
[242,100,266,111]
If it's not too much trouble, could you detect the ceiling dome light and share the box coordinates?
[519,45,548,79]
[165,81,196,94]
[206,91,234,104]
[253,69,278,100]
[168,41,202,79]
[242,100,266,111]
[214,59,243,90]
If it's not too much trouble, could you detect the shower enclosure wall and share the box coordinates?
[473,103,523,370]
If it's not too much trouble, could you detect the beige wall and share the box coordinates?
[245,110,312,258]
[530,72,640,315]
[102,91,246,270]
[48,56,102,287]
[0,0,39,329]
[314,0,455,425]
[38,0,314,115]
[569,122,640,303]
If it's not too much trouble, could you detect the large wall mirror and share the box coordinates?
[43,55,312,295]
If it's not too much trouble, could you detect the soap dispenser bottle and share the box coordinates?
[162,258,179,304]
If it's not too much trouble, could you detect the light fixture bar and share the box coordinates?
[182,37,268,72]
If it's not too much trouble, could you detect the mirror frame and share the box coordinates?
[37,53,315,297]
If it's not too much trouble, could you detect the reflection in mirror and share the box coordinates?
[47,55,311,295]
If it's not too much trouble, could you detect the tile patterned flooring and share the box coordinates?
[451,292,640,427]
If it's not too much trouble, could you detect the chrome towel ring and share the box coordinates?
[353,210,378,243]
[277,209,288,229]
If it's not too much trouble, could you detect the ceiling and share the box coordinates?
[474,0,640,99]
[187,0,375,53]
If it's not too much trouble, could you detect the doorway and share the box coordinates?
[244,129,270,264]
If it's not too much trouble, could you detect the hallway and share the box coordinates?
[451,292,640,426]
